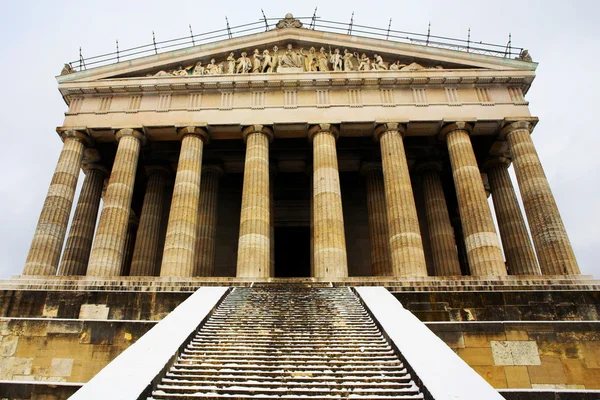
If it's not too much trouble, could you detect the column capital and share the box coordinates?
[57,127,91,146]
[202,164,225,177]
[414,161,443,175]
[482,156,511,172]
[374,123,406,141]
[242,124,273,143]
[82,163,109,177]
[439,121,473,141]
[498,119,537,139]
[308,123,339,142]
[115,128,146,145]
[359,161,383,176]
[177,126,210,143]
[145,164,172,178]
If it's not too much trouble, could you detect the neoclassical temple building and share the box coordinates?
[1,14,599,400]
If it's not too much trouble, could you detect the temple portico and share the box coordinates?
[20,16,580,281]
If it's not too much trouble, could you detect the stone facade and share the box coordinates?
[3,17,595,398]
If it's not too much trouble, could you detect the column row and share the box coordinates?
[23,121,579,278]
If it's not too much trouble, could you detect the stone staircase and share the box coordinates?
[149,286,425,399]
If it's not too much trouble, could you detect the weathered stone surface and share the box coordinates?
[195,165,224,277]
[23,131,89,276]
[484,157,539,275]
[236,126,272,278]
[59,164,107,276]
[130,166,170,276]
[375,123,427,276]
[309,124,348,278]
[502,121,580,275]
[87,129,144,276]
[442,123,506,276]
[78,304,109,320]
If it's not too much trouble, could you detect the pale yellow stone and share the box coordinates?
[484,157,540,275]
[236,125,272,278]
[23,130,89,275]
[161,127,208,277]
[502,121,580,275]
[87,129,144,276]
[375,123,427,276]
[442,122,506,276]
[309,124,348,278]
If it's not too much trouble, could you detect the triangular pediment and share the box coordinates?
[57,27,536,84]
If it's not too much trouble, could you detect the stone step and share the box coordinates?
[165,372,412,381]
[168,368,410,377]
[183,349,393,356]
[161,378,416,389]
[153,385,421,397]
[172,363,406,371]
[151,395,424,400]
[186,343,392,351]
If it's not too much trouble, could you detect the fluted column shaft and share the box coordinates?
[503,121,579,275]
[195,165,223,277]
[129,166,170,276]
[59,164,106,275]
[236,125,272,278]
[485,158,540,275]
[310,124,348,278]
[160,127,207,277]
[24,130,89,275]
[120,214,138,276]
[375,123,427,276]
[361,163,392,276]
[419,165,462,276]
[87,129,144,276]
[442,123,506,276]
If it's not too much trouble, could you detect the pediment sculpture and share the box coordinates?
[148,43,445,77]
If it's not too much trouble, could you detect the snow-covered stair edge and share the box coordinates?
[355,286,504,400]
[69,286,229,400]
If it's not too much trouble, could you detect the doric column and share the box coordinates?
[269,164,277,278]
[24,129,90,275]
[483,157,540,275]
[309,124,348,278]
[87,128,145,276]
[417,162,462,276]
[374,123,427,277]
[441,122,506,276]
[236,125,273,278]
[59,163,107,275]
[160,127,208,277]
[501,121,579,275]
[120,213,139,276]
[360,162,393,276]
[195,165,224,277]
[129,165,171,276]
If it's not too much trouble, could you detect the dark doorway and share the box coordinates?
[274,226,310,277]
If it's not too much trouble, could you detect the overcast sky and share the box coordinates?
[0,0,598,279]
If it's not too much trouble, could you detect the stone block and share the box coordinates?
[42,303,59,318]
[471,365,507,388]
[457,347,494,365]
[47,320,84,335]
[0,356,33,379]
[581,342,600,368]
[50,358,74,377]
[528,355,566,385]
[0,335,18,356]
[504,365,531,388]
[506,330,529,340]
[79,304,109,320]
[491,340,541,366]
[464,332,506,347]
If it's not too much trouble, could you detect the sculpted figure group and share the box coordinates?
[152,43,443,77]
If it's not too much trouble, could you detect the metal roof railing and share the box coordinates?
[68,13,525,72]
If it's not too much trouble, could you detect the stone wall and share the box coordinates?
[393,291,600,322]
[429,322,600,390]
[0,318,154,382]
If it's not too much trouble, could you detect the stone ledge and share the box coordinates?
[499,389,600,399]
[0,381,81,400]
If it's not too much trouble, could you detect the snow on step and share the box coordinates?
[149,286,424,399]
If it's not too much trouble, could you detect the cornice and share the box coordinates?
[59,69,534,99]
